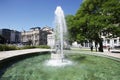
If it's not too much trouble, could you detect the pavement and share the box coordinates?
[96,49,120,59]
[0,48,120,61]
[0,48,51,61]
[91,49,120,60]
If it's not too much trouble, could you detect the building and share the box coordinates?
[102,34,120,48]
[0,29,11,43]
[47,31,55,48]
[21,27,47,45]
[42,27,55,48]
[72,34,120,49]
[1,29,11,43]
[10,30,21,43]
[0,29,21,44]
[42,26,54,33]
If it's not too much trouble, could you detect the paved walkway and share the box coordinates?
[0,48,51,61]
[0,48,120,61]
[94,50,120,59]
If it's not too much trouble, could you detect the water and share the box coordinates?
[54,6,67,59]
[46,6,72,67]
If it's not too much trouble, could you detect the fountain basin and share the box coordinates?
[1,52,120,80]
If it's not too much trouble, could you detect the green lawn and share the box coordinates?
[1,52,120,80]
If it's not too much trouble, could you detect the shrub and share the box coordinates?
[0,44,17,51]
[0,44,50,51]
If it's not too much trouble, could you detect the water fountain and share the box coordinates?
[1,6,120,80]
[46,6,72,67]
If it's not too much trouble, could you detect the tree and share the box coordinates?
[66,0,106,52]
[100,0,120,37]
[66,0,120,52]
[66,15,86,45]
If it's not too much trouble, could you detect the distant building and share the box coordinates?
[72,33,120,49]
[47,31,55,48]
[42,26,54,33]
[0,29,21,44]
[21,27,47,45]
[10,30,21,43]
[101,32,120,48]
[42,26,55,48]
[0,29,11,43]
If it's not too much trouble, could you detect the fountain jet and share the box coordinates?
[46,6,72,67]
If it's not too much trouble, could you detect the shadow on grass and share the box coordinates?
[67,54,97,65]
[67,55,86,61]
[0,52,50,79]
[74,56,86,61]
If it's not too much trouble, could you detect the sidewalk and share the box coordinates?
[71,48,120,59]
[93,50,120,59]
[0,48,51,61]
[100,50,120,58]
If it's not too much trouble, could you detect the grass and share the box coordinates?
[71,47,97,52]
[1,53,120,80]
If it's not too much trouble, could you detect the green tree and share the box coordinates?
[66,15,77,43]
[66,15,86,45]
[68,0,106,52]
[100,0,120,37]
[66,0,120,52]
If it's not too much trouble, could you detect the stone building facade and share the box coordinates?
[47,32,55,48]
[41,27,55,48]
[21,27,47,45]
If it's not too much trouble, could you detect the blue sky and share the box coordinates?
[0,0,83,31]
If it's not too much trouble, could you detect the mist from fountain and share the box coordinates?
[46,6,72,67]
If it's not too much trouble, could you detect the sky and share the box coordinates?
[0,0,83,31]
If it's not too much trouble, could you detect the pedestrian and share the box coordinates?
[108,46,110,52]
[90,45,93,51]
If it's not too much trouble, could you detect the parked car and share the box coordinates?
[111,46,120,53]
[114,46,120,49]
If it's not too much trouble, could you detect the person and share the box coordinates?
[90,45,93,51]
[108,46,110,52]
